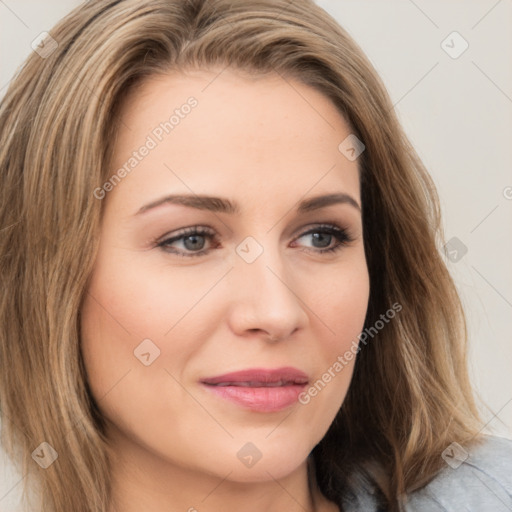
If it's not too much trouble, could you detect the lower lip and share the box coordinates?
[201,384,306,412]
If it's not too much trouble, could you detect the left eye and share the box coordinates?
[157,224,353,258]
[292,225,353,254]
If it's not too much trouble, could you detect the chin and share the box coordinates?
[206,435,315,483]
[214,456,309,484]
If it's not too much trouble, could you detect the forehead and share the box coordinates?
[107,68,361,214]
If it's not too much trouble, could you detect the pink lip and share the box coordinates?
[200,367,309,413]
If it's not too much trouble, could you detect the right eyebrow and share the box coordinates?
[135,194,240,215]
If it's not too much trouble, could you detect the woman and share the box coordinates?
[0,1,510,511]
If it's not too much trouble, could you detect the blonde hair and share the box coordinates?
[0,0,485,510]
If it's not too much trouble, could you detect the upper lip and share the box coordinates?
[201,367,309,387]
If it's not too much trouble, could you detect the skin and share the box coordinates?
[80,68,370,512]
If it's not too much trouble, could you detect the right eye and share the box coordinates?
[157,226,220,258]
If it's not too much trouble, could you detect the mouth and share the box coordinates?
[207,380,306,387]
[201,367,309,386]
[200,367,309,412]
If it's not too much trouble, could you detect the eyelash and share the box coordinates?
[156,223,354,258]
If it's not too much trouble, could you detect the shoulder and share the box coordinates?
[403,434,512,511]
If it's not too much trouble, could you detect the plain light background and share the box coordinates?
[1,0,511,509]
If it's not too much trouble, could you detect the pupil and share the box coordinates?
[184,235,205,250]
[313,232,331,248]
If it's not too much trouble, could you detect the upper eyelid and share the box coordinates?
[159,222,347,239]
[157,225,216,242]
[157,223,352,249]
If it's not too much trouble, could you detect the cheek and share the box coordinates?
[79,253,173,402]
[298,257,369,420]
[81,242,227,348]
[79,246,229,403]
[313,254,370,353]
[79,263,197,453]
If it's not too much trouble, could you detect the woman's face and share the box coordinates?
[81,68,369,485]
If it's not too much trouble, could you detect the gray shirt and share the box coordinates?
[340,435,512,511]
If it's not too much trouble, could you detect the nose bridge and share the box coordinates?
[228,234,308,338]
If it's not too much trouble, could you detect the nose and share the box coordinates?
[226,245,309,343]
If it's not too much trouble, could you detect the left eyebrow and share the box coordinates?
[134,192,361,216]
[296,193,360,213]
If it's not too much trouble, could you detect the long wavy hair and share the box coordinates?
[0,1,485,510]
